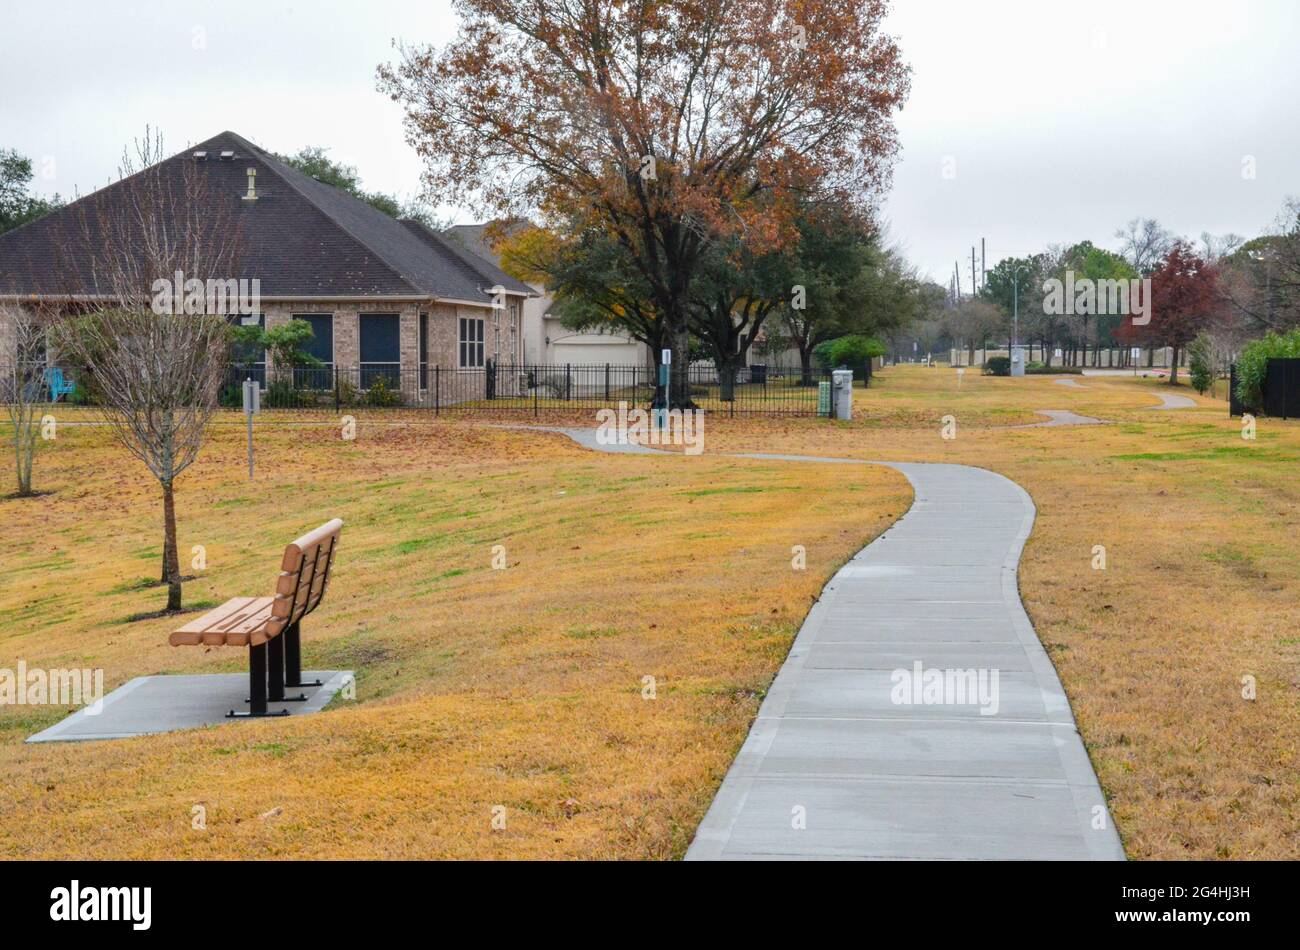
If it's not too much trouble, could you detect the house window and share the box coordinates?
[419,312,429,388]
[295,313,334,389]
[459,316,484,368]
[360,313,401,388]
[228,313,265,387]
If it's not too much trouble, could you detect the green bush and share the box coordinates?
[264,379,298,408]
[1026,365,1083,375]
[219,383,243,408]
[1187,333,1213,395]
[337,377,359,407]
[367,376,402,407]
[67,379,96,406]
[1235,328,1300,410]
[814,335,886,374]
[984,356,1011,376]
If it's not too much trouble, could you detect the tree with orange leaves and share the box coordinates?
[379,0,910,402]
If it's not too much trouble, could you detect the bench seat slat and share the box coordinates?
[168,597,275,646]
[172,596,259,634]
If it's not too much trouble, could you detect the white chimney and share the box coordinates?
[243,167,258,201]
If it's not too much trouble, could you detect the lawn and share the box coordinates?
[0,411,908,859]
[1,365,1296,860]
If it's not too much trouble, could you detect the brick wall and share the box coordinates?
[233,300,505,390]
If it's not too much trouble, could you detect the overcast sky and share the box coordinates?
[4,0,1298,284]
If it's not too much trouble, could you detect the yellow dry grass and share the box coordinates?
[2,365,1296,860]
[0,412,908,859]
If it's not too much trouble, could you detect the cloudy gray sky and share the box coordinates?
[4,0,1298,284]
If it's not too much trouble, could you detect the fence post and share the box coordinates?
[434,366,440,416]
[533,366,539,417]
[333,366,340,413]
[566,363,572,401]
[605,362,610,401]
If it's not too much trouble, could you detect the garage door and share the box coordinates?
[551,341,643,366]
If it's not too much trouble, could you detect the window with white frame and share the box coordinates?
[459,316,485,368]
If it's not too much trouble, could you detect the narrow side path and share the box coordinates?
[1015,409,1108,427]
[1148,391,1198,409]
[536,427,1125,860]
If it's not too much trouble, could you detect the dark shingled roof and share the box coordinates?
[0,131,531,302]
[443,220,534,275]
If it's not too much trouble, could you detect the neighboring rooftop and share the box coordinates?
[443,219,532,271]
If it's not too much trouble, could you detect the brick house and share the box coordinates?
[0,131,533,400]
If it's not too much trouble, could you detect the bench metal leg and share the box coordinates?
[284,622,322,689]
[227,641,289,719]
[264,633,307,702]
[268,632,285,700]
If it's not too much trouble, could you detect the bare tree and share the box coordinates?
[0,303,50,497]
[1115,217,1174,276]
[1199,231,1245,263]
[53,130,244,612]
[1218,198,1300,333]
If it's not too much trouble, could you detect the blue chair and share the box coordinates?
[44,367,75,402]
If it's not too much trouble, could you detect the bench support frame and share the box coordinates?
[227,642,290,719]
[284,621,322,689]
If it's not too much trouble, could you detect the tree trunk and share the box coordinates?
[717,357,738,402]
[162,480,182,611]
[670,320,695,410]
[1168,347,1180,385]
[798,348,814,387]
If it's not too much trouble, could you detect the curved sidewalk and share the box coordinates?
[541,429,1124,860]
[1148,391,1198,409]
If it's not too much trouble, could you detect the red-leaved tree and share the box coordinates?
[1121,241,1219,384]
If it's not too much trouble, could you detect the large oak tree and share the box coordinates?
[380,0,909,401]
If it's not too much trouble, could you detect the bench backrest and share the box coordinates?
[266,519,343,638]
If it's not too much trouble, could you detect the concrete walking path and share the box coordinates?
[1148,392,1198,409]
[1016,409,1108,427]
[536,427,1124,860]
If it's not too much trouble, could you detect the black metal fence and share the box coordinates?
[1229,358,1300,418]
[219,361,837,416]
[1263,358,1300,419]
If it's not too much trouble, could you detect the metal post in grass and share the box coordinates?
[434,365,440,415]
[605,362,610,401]
[333,366,339,413]
[653,348,671,430]
[242,377,260,480]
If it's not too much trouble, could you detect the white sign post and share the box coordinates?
[242,378,260,480]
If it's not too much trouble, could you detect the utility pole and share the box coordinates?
[981,238,986,290]
[971,246,977,298]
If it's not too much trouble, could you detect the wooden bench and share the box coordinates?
[170,519,343,718]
